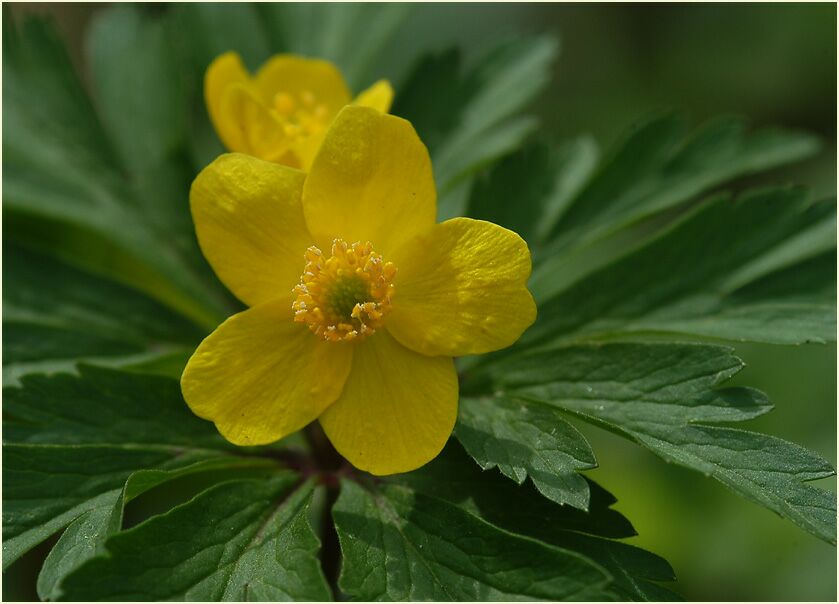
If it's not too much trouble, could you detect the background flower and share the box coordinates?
[205,52,392,168]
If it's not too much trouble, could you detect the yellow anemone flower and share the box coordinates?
[182,106,536,475]
[205,52,393,170]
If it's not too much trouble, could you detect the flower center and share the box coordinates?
[292,239,396,342]
[272,90,330,141]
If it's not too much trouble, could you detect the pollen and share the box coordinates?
[292,239,397,342]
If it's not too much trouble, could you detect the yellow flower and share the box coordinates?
[204,52,393,170]
[181,106,536,475]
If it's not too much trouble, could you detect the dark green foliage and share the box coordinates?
[479,342,837,543]
[333,479,615,600]
[2,3,835,601]
[4,365,222,446]
[3,9,231,328]
[544,116,820,254]
[3,244,203,385]
[2,363,275,598]
[397,443,680,600]
[57,478,330,601]
[527,189,836,345]
[456,395,596,509]
[395,36,559,218]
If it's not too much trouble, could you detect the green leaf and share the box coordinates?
[391,48,462,151]
[398,443,678,601]
[397,441,636,540]
[465,139,599,246]
[395,37,558,218]
[163,3,272,170]
[521,117,824,304]
[88,6,185,174]
[3,243,203,385]
[527,188,836,345]
[36,489,122,600]
[171,3,271,74]
[333,478,615,600]
[36,456,273,601]
[487,341,837,543]
[432,37,558,189]
[2,443,229,568]
[3,13,228,328]
[456,395,596,510]
[87,4,208,271]
[257,3,412,89]
[545,115,821,256]
[3,365,273,595]
[57,477,330,601]
[4,365,223,447]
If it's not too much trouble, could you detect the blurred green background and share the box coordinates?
[9,2,837,600]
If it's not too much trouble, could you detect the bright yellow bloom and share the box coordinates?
[205,52,393,170]
[181,106,536,475]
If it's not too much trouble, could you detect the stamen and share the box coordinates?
[270,90,331,143]
[292,239,396,342]
[301,90,316,106]
[273,92,296,115]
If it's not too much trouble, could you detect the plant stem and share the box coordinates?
[303,422,344,596]
[303,422,344,473]
[319,485,342,597]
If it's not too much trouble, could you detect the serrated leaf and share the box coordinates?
[432,37,558,190]
[487,341,837,543]
[397,442,678,601]
[3,243,203,385]
[3,366,272,593]
[4,365,222,447]
[36,489,122,600]
[56,477,329,601]
[527,188,836,345]
[35,456,273,601]
[333,479,615,601]
[519,117,824,305]
[545,115,821,256]
[395,37,558,218]
[88,6,185,172]
[87,4,210,275]
[3,13,228,328]
[465,139,599,246]
[456,395,596,510]
[396,441,636,540]
[1,443,228,567]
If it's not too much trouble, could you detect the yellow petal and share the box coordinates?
[222,84,299,165]
[254,54,351,115]
[182,297,353,446]
[291,123,329,174]
[388,217,537,356]
[204,52,250,151]
[190,153,312,307]
[319,330,458,475]
[353,79,394,113]
[302,106,437,257]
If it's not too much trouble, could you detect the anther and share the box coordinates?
[292,239,396,342]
